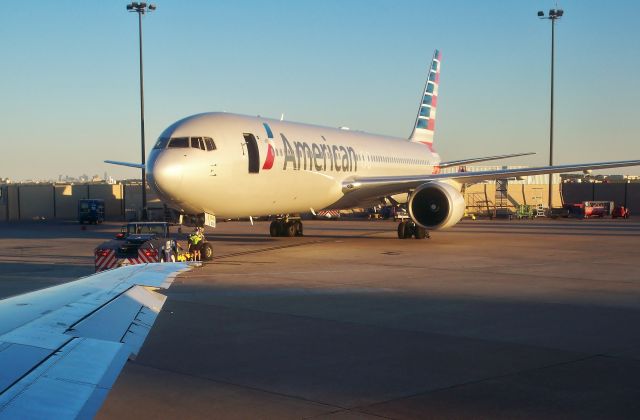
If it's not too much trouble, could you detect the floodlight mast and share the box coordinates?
[126,2,156,220]
[538,8,563,210]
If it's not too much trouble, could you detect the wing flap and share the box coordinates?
[68,285,167,357]
[0,338,128,420]
[0,343,52,392]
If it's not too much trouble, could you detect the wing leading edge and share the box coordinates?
[0,263,196,420]
[438,152,535,168]
[342,159,640,199]
[104,160,145,169]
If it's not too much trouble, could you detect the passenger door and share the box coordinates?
[243,133,260,174]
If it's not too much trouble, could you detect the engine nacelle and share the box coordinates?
[408,182,465,230]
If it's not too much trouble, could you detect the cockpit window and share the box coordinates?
[204,137,216,151]
[161,136,216,150]
[153,137,170,149]
[168,137,189,148]
[191,137,205,150]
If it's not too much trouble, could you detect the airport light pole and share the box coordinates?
[538,8,563,210]
[126,2,156,221]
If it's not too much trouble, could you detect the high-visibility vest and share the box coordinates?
[189,234,202,245]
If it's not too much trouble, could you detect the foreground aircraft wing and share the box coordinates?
[0,263,195,419]
[342,159,640,198]
[438,152,535,168]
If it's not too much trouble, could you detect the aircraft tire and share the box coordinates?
[295,221,304,237]
[413,226,427,239]
[285,222,296,237]
[201,243,214,261]
[269,221,280,237]
[397,222,407,239]
[405,224,414,239]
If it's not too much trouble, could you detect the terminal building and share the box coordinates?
[1,168,639,222]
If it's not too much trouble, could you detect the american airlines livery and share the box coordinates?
[108,50,640,239]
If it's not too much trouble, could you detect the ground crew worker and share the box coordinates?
[188,227,204,261]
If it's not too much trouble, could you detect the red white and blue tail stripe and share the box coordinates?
[410,49,441,150]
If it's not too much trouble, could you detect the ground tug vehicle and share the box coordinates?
[94,222,213,272]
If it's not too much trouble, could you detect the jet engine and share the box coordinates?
[408,182,465,230]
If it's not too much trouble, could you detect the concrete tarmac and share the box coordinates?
[1,219,639,419]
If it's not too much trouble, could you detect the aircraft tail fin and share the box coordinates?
[409,49,441,145]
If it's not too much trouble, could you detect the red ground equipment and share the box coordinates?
[612,205,630,219]
[583,201,614,218]
[94,222,177,272]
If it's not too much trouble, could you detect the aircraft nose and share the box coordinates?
[148,151,184,200]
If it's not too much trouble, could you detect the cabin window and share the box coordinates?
[422,95,432,106]
[168,137,189,148]
[420,106,431,117]
[416,119,428,129]
[428,71,436,82]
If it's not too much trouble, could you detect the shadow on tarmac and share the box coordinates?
[115,281,640,419]
[0,261,93,299]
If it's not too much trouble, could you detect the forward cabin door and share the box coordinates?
[243,133,260,174]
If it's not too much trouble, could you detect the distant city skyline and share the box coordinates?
[1,0,639,181]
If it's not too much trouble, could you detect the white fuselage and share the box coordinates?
[147,113,440,218]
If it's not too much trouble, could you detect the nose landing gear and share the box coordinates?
[270,217,304,237]
[397,221,429,239]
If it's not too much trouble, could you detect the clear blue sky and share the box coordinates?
[1,0,638,180]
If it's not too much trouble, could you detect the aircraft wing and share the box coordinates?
[342,159,640,198]
[104,160,145,169]
[438,152,535,168]
[0,263,195,419]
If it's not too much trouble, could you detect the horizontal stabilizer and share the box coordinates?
[104,160,145,169]
[439,152,535,168]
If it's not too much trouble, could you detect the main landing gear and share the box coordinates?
[270,218,304,237]
[397,221,429,239]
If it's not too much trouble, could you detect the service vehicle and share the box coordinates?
[78,199,105,224]
[612,205,630,219]
[583,201,615,218]
[94,222,213,272]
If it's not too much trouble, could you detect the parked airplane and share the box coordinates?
[108,50,640,238]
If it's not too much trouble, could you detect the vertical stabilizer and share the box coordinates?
[409,49,441,144]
